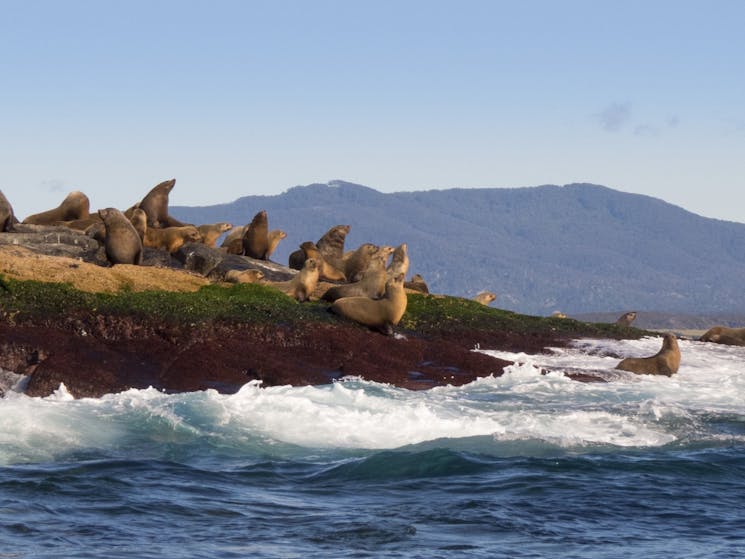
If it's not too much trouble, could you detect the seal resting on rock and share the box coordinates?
[197,222,233,247]
[404,274,429,294]
[615,333,680,376]
[616,311,637,327]
[98,208,143,265]
[224,269,265,284]
[473,291,496,306]
[330,272,408,335]
[699,326,745,346]
[0,190,16,232]
[343,243,379,282]
[289,224,351,270]
[144,225,202,253]
[137,179,185,228]
[23,190,90,225]
[297,241,346,281]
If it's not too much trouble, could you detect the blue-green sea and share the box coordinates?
[2,336,744,558]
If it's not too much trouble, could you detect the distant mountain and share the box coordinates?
[171,181,745,316]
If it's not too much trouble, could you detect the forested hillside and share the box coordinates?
[172,181,745,315]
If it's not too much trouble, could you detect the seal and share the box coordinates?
[320,256,388,302]
[197,222,233,247]
[242,210,270,259]
[343,243,379,282]
[265,229,287,261]
[98,207,143,265]
[23,190,90,225]
[298,241,346,281]
[288,257,320,302]
[317,224,351,269]
[221,225,245,250]
[699,326,745,346]
[0,190,16,232]
[387,243,409,279]
[616,311,637,327]
[473,291,496,306]
[138,179,186,228]
[289,224,351,270]
[330,272,408,335]
[404,273,429,294]
[551,311,567,319]
[615,333,680,376]
[129,208,147,241]
[224,269,265,284]
[144,225,202,253]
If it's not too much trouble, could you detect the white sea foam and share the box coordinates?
[1,337,744,465]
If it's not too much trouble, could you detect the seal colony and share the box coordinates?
[1,178,730,369]
[0,180,442,336]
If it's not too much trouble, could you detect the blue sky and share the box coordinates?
[1,0,743,222]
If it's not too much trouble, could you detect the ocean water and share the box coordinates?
[1,336,744,558]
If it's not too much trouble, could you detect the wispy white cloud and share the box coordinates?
[595,102,632,132]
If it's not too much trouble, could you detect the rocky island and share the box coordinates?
[0,229,640,399]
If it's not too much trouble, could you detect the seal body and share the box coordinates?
[404,274,429,294]
[242,210,270,259]
[299,241,346,281]
[265,230,287,261]
[289,258,320,302]
[330,273,408,335]
[321,264,387,302]
[197,222,233,247]
[0,190,16,232]
[616,333,680,376]
[139,179,185,228]
[699,326,745,346]
[224,269,264,284]
[343,243,378,282]
[616,311,637,327]
[98,207,143,265]
[473,291,496,306]
[23,191,90,225]
[387,243,409,279]
[144,225,202,253]
[129,208,147,241]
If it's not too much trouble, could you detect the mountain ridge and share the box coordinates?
[172,181,745,315]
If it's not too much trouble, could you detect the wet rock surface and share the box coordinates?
[0,315,571,398]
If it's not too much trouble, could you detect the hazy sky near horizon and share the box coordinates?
[1,0,744,222]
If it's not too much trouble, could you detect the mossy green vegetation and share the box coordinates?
[400,293,646,339]
[0,275,647,338]
[0,276,332,325]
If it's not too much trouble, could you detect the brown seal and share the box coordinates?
[289,224,351,270]
[197,223,233,247]
[404,274,429,294]
[242,210,270,259]
[551,311,567,319]
[221,225,245,250]
[23,191,90,225]
[473,292,496,306]
[616,312,637,327]
[144,225,202,253]
[298,241,346,281]
[321,259,387,302]
[317,224,351,269]
[343,243,378,282]
[98,208,143,265]
[699,326,745,346]
[53,216,102,231]
[616,333,680,376]
[387,243,409,279]
[138,179,185,228]
[265,229,287,261]
[0,190,16,232]
[330,272,408,335]
[224,269,265,284]
[129,208,147,241]
[288,258,320,302]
